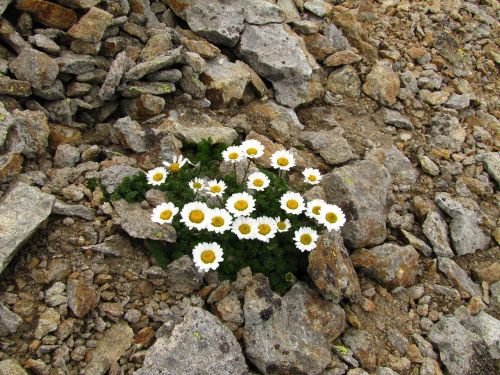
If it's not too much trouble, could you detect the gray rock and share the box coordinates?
[34,308,60,339]
[112,116,146,153]
[418,70,443,90]
[376,367,399,375]
[304,0,332,17]
[175,125,238,145]
[276,0,300,23]
[243,274,333,374]
[362,60,400,106]
[463,311,500,360]
[427,113,466,152]
[0,302,23,336]
[401,229,433,257]
[412,333,437,359]
[0,359,28,375]
[243,0,282,25]
[435,193,490,256]
[326,65,361,98]
[53,200,95,220]
[0,183,55,274]
[342,329,376,371]
[307,231,361,303]
[54,144,80,168]
[145,69,182,82]
[179,65,206,99]
[351,243,419,288]
[366,145,417,185]
[46,98,75,125]
[44,281,67,307]
[56,52,95,74]
[382,108,413,129]
[82,322,134,375]
[82,234,133,257]
[135,307,248,375]
[124,46,183,82]
[67,6,113,43]
[438,257,481,299]
[445,94,470,109]
[186,0,244,48]
[422,211,454,257]
[490,281,500,313]
[164,255,203,295]
[477,152,500,185]
[418,155,440,176]
[0,103,16,148]
[28,34,61,55]
[10,108,50,159]
[32,79,65,100]
[9,48,59,89]
[0,0,11,17]
[99,164,142,194]
[322,160,391,249]
[112,199,176,242]
[324,24,351,51]
[300,129,356,165]
[427,315,495,375]
[239,23,321,108]
[99,51,134,101]
[118,81,176,98]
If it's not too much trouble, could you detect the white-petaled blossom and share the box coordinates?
[206,179,227,197]
[222,146,244,163]
[225,192,256,217]
[151,202,178,224]
[247,172,270,191]
[232,217,257,240]
[275,217,291,232]
[146,167,168,186]
[280,191,305,215]
[180,202,210,230]
[255,216,278,243]
[163,154,190,173]
[240,139,265,159]
[192,242,224,272]
[317,204,346,232]
[189,178,205,193]
[293,227,318,252]
[270,150,295,171]
[206,208,233,234]
[302,168,322,185]
[305,199,327,220]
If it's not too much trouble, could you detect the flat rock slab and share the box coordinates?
[0,182,55,274]
[135,307,248,375]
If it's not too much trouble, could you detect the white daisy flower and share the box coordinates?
[305,199,327,220]
[293,227,318,252]
[146,167,168,186]
[225,192,256,217]
[151,202,178,224]
[303,168,322,185]
[206,208,233,234]
[206,179,227,197]
[192,242,224,272]
[189,178,205,193]
[180,201,210,230]
[255,216,278,243]
[280,191,305,215]
[275,217,291,232]
[318,204,346,231]
[241,139,265,159]
[232,217,257,240]
[270,150,295,171]
[222,146,244,163]
[247,172,270,191]
[163,154,190,173]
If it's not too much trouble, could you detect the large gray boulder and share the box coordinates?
[0,183,55,274]
[322,160,391,249]
[135,307,248,375]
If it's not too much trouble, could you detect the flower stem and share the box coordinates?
[242,159,251,185]
[216,195,224,208]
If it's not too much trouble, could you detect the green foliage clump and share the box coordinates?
[110,173,149,203]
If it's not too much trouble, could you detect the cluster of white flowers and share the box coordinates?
[146,139,346,273]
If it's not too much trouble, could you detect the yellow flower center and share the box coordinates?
[169,163,180,173]
[287,200,298,210]
[229,152,239,160]
[211,216,225,227]
[247,147,257,156]
[312,206,321,215]
[239,224,251,234]
[300,234,312,245]
[153,172,164,181]
[277,157,289,167]
[210,185,222,193]
[200,250,216,264]
[189,210,205,224]
[325,212,338,223]
[159,210,172,220]
[234,200,248,211]
[277,221,287,230]
[253,178,264,187]
[193,182,202,189]
[258,224,271,235]
[308,175,317,182]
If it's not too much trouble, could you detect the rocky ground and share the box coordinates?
[0,0,499,374]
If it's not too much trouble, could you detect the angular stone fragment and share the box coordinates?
[342,329,377,371]
[362,60,400,106]
[422,211,454,257]
[462,311,500,360]
[112,116,146,153]
[0,302,23,336]
[438,257,481,299]
[67,278,100,318]
[324,50,362,67]
[53,200,95,221]
[9,48,59,89]
[382,108,413,129]
[366,145,417,185]
[56,52,95,74]
[99,51,134,101]
[326,65,361,98]
[164,255,203,295]
[15,0,77,30]
[0,359,28,375]
[0,183,55,274]
[34,308,60,339]
[135,307,248,375]
[175,125,238,145]
[299,129,355,165]
[351,243,419,289]
[99,164,142,194]
[118,82,176,98]
[68,6,113,43]
[322,160,391,249]
[477,152,500,185]
[0,78,31,97]
[427,113,466,152]
[124,46,184,82]
[82,234,133,257]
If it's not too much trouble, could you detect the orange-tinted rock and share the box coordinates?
[15,0,78,30]
[49,124,81,149]
[0,153,23,181]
